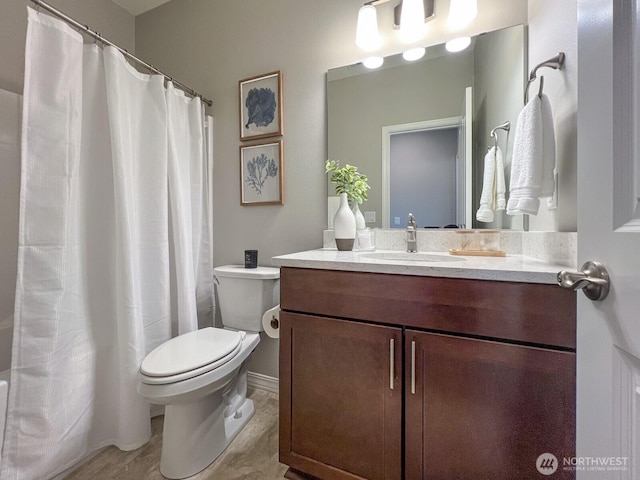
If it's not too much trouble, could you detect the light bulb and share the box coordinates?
[356,5,381,51]
[400,0,425,43]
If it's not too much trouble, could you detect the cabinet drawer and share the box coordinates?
[280,267,576,349]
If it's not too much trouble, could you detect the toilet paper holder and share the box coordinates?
[262,304,281,338]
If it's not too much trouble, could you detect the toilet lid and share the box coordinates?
[140,327,243,377]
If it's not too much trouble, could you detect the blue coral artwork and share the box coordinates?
[240,140,283,205]
[240,71,283,140]
[245,88,276,129]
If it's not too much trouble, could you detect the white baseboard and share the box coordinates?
[247,371,279,394]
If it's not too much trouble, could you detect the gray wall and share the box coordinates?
[135,0,529,379]
[0,90,21,372]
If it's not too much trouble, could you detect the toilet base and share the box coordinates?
[160,392,255,479]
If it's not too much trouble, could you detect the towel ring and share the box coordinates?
[524,52,565,103]
[538,76,545,99]
[489,121,511,150]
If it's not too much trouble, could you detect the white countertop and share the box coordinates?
[272,249,571,284]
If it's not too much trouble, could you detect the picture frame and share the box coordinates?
[239,71,283,141]
[240,140,284,206]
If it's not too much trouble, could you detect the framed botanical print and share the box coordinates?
[240,140,284,205]
[239,71,283,141]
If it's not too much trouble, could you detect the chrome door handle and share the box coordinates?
[557,260,610,301]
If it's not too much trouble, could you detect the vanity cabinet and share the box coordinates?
[279,267,576,480]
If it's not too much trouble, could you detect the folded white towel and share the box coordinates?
[507,93,556,216]
[476,146,505,223]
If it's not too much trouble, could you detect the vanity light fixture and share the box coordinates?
[445,36,471,52]
[448,0,478,30]
[356,0,474,63]
[355,0,436,52]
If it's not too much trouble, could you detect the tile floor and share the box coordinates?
[66,388,289,479]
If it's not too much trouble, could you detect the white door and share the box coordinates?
[575,0,640,478]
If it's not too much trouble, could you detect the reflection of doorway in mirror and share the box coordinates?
[390,128,458,228]
[382,116,469,228]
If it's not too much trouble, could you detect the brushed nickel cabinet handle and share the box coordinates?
[390,338,395,390]
[411,340,416,395]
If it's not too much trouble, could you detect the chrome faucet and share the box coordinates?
[406,213,417,252]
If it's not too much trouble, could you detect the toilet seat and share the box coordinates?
[140,327,244,385]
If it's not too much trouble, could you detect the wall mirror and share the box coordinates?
[327,24,526,230]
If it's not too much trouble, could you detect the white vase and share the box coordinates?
[352,202,366,230]
[333,193,356,251]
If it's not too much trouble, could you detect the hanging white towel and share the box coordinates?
[507,93,556,216]
[476,146,505,223]
[495,146,506,210]
[540,94,557,197]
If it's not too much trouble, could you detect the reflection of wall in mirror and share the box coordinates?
[472,25,525,230]
[328,53,473,228]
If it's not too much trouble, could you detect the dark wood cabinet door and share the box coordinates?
[405,330,576,480]
[280,312,402,480]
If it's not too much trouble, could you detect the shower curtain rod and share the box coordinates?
[30,0,213,107]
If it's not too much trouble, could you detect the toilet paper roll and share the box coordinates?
[262,304,280,338]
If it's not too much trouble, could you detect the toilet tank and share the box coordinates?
[213,265,280,332]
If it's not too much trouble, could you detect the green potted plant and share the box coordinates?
[326,160,371,250]
[325,160,370,206]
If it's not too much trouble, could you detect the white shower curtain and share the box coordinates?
[0,8,213,480]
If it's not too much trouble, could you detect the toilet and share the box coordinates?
[137,265,280,479]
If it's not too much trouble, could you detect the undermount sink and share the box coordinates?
[358,252,465,263]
